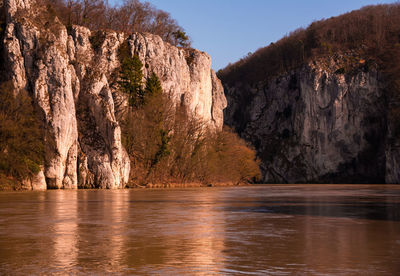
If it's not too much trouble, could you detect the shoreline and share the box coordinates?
[134,182,249,189]
[0,181,251,192]
[1,182,399,192]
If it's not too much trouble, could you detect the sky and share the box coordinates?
[111,0,397,70]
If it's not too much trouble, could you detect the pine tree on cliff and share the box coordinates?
[145,72,163,98]
[119,55,144,108]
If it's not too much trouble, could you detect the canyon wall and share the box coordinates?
[2,0,226,189]
[224,58,399,183]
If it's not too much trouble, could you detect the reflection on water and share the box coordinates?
[0,185,400,275]
[52,191,78,270]
[74,190,129,273]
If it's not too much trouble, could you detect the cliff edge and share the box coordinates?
[1,0,226,189]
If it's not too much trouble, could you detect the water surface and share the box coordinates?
[0,185,400,275]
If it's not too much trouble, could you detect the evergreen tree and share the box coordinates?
[119,55,144,108]
[151,129,171,168]
[145,72,163,98]
[173,30,190,48]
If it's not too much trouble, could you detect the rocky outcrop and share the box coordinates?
[2,0,225,189]
[223,58,393,183]
[211,70,227,129]
[130,33,226,128]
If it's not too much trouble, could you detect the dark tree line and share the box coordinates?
[45,0,191,47]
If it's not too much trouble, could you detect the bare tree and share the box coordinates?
[45,0,191,47]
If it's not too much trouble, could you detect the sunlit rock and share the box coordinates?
[3,0,226,189]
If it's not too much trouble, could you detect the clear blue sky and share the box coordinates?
[112,0,397,70]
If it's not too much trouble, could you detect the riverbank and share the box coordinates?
[131,182,249,189]
[0,175,20,191]
[0,180,250,191]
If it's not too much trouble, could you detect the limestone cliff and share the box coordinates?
[223,57,398,183]
[1,0,226,189]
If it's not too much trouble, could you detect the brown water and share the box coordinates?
[0,185,400,275]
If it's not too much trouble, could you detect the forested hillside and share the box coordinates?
[219,4,400,88]
[220,3,400,183]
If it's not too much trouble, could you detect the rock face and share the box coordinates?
[223,58,397,183]
[130,33,226,129]
[385,113,400,183]
[2,0,226,189]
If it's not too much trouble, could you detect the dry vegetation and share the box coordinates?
[122,96,261,186]
[0,83,45,190]
[119,53,260,186]
[45,0,191,47]
[218,4,400,87]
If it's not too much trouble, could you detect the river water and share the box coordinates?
[0,185,399,275]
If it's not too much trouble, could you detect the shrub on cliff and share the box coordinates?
[0,82,44,184]
[120,71,260,186]
[121,75,175,185]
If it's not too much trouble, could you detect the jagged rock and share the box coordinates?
[2,0,226,189]
[3,23,27,90]
[77,74,130,189]
[224,59,388,183]
[4,0,30,21]
[130,32,225,129]
[211,70,227,129]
